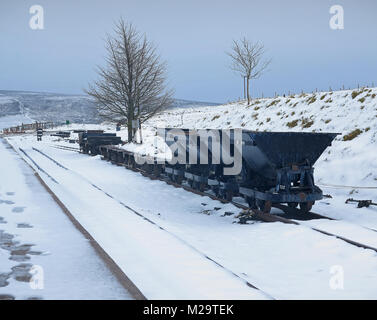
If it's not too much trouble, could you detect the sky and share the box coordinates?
[1,0,376,103]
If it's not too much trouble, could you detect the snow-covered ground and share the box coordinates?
[1,86,376,299]
[4,134,377,299]
[0,139,132,300]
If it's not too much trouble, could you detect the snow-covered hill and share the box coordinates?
[0,90,218,126]
[0,90,99,124]
[144,87,377,191]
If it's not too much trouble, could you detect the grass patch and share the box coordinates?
[301,118,314,128]
[267,99,280,108]
[352,90,362,99]
[307,95,317,104]
[343,129,362,141]
[286,119,299,128]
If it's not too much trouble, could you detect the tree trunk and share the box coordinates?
[127,118,133,142]
[243,77,246,100]
[127,100,135,142]
[247,77,250,105]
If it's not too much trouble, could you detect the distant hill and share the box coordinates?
[0,90,218,125]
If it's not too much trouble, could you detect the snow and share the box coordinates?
[1,86,376,299]
[0,139,132,300]
[5,134,377,299]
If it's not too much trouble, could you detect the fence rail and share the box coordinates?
[1,121,55,134]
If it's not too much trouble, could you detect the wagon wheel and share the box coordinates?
[153,165,161,177]
[288,202,299,208]
[199,182,206,192]
[257,200,272,213]
[299,201,313,213]
[175,175,183,185]
[130,157,136,169]
[245,196,257,209]
[212,186,220,197]
[225,190,233,202]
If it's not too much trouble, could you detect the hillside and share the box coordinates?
[0,90,218,128]
[143,87,377,190]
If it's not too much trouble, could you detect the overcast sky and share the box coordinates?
[1,0,376,102]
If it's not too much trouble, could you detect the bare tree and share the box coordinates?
[227,38,271,105]
[86,18,174,142]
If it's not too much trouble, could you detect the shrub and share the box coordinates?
[324,119,331,124]
[372,94,376,99]
[286,120,298,128]
[211,115,220,121]
[266,117,271,122]
[325,98,333,103]
[360,105,365,110]
[291,111,295,116]
[307,96,316,104]
[352,90,361,99]
[301,118,314,128]
[343,129,362,141]
[320,94,327,100]
[365,127,370,132]
[254,106,260,111]
[267,99,280,108]
[358,97,366,103]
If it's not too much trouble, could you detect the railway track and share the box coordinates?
[16,145,275,300]
[32,145,377,255]
[50,144,81,152]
